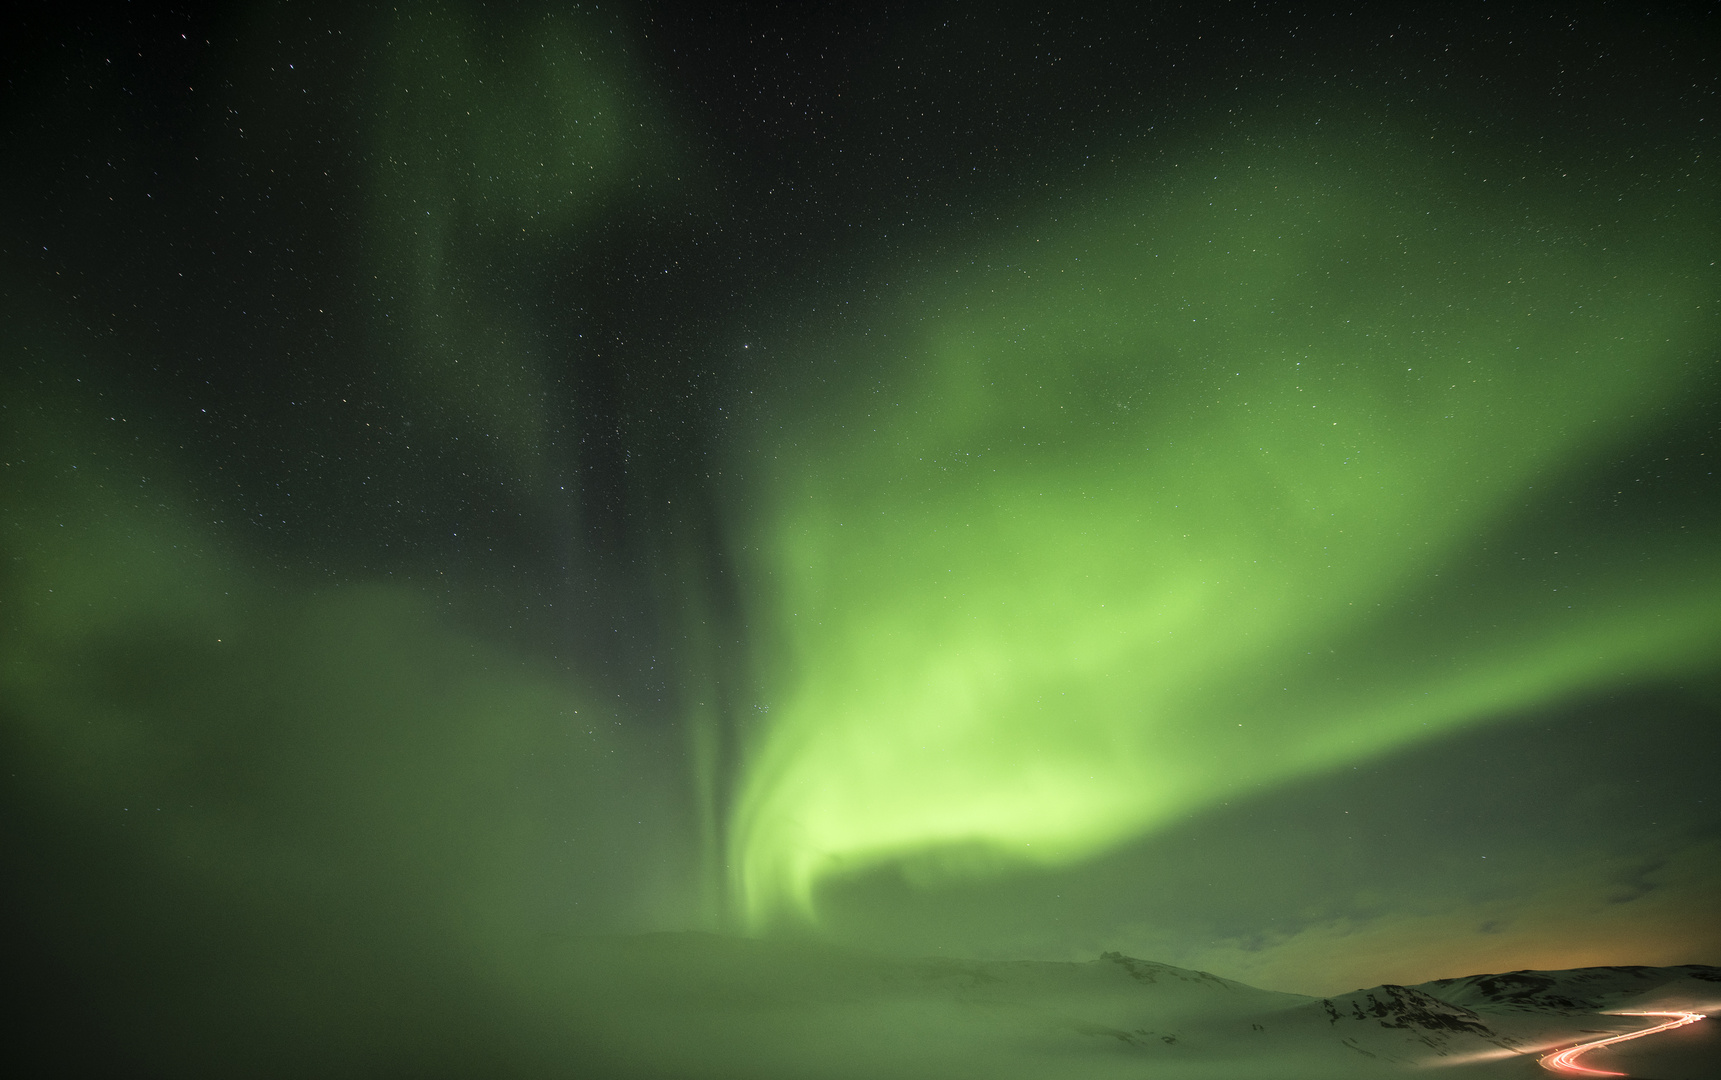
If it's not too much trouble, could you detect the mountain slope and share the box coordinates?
[529,935,1718,1079]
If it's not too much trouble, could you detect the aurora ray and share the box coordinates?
[729,111,1721,925]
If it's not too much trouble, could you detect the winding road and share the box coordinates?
[1538,1010,1706,1077]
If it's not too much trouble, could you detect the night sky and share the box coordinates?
[4,2,1720,1076]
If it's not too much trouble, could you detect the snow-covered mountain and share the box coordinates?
[1418,964,1721,1013]
[547,935,1718,1079]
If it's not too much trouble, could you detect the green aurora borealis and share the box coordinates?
[4,2,1721,1074]
[731,118,1721,925]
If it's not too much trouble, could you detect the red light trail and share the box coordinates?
[1538,1011,1706,1077]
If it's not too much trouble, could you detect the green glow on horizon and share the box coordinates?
[730,115,1721,926]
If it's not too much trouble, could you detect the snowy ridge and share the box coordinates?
[1415,964,1721,1013]
[558,935,1718,1078]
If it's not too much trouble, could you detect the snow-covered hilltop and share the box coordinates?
[1418,964,1721,1014]
[544,934,1718,1079]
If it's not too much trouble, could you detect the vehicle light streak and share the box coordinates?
[1538,1011,1706,1076]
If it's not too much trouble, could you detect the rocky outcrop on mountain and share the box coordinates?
[1319,984,1495,1036]
[1260,982,1521,1064]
